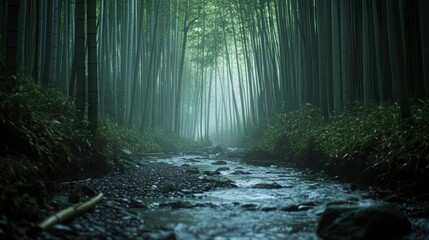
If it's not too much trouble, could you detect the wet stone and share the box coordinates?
[144,231,176,240]
[281,205,304,212]
[301,201,318,207]
[241,203,259,210]
[204,170,221,176]
[317,204,412,240]
[130,198,147,208]
[185,159,200,163]
[160,201,195,209]
[180,189,193,194]
[251,182,283,189]
[297,205,313,211]
[211,160,228,165]
[231,170,251,175]
[52,224,74,233]
[185,167,200,174]
[326,200,358,207]
[194,202,218,208]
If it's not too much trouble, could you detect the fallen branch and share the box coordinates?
[58,178,92,185]
[37,193,103,230]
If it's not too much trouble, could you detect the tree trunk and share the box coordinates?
[4,0,20,80]
[74,0,86,126]
[386,0,411,119]
[87,0,98,134]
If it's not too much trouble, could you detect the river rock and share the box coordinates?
[260,205,277,211]
[185,158,200,163]
[185,167,199,174]
[241,203,259,210]
[251,182,282,189]
[317,204,412,240]
[231,170,251,175]
[216,167,230,171]
[203,170,221,176]
[281,204,313,212]
[129,198,147,208]
[144,231,176,240]
[160,201,195,209]
[211,160,228,165]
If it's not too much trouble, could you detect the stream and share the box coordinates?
[138,150,429,239]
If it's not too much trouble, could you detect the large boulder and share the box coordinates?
[317,204,411,240]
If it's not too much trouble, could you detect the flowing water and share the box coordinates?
[139,150,429,240]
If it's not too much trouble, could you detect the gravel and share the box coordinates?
[29,161,234,239]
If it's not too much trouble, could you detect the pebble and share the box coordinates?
[26,161,234,239]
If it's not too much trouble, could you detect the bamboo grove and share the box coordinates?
[1,0,429,144]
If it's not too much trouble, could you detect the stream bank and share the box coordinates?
[246,103,429,198]
[10,149,429,239]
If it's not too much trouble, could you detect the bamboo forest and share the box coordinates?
[1,0,429,239]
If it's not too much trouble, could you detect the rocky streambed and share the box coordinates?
[26,149,429,239]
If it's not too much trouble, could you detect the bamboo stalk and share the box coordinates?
[37,193,103,230]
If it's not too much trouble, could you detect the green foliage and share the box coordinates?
[0,76,97,179]
[255,104,323,160]
[252,101,429,188]
[0,76,186,181]
[96,118,183,171]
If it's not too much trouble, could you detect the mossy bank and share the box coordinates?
[247,102,429,196]
[0,77,186,185]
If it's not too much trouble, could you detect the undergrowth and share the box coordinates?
[252,101,429,192]
[0,75,189,237]
[0,76,184,184]
[97,117,184,171]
